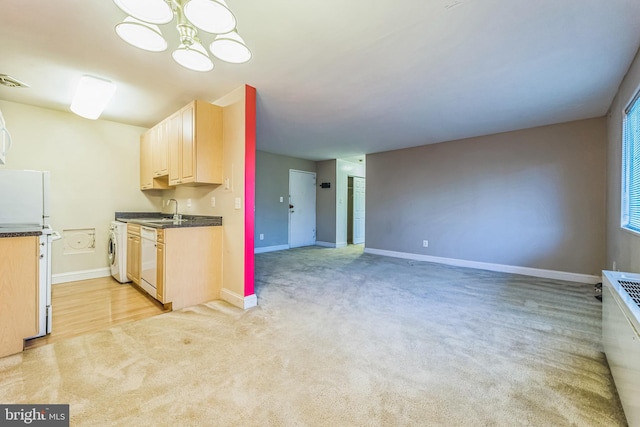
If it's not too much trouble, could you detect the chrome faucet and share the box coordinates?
[168,199,181,221]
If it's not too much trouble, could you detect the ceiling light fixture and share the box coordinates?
[70,75,117,120]
[115,17,168,52]
[113,0,251,72]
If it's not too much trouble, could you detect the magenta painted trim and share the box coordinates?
[244,85,256,297]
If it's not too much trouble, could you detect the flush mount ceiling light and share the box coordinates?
[113,0,251,72]
[70,75,117,120]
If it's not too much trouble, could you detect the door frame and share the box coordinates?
[288,169,317,248]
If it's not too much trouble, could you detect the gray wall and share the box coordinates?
[607,48,640,273]
[366,118,607,276]
[255,150,315,248]
[316,160,337,243]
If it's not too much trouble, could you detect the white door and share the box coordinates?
[353,176,366,244]
[289,170,316,248]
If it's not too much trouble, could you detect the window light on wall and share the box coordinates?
[621,90,640,233]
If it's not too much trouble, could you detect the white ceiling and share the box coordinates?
[1,0,639,161]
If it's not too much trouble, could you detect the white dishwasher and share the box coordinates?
[140,226,158,297]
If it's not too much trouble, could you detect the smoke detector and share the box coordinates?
[0,74,29,88]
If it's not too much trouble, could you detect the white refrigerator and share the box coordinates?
[0,169,59,337]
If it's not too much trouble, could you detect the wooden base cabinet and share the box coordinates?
[157,226,222,310]
[0,236,38,358]
[126,224,141,285]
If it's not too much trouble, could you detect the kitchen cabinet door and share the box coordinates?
[126,225,141,285]
[168,111,181,186]
[141,125,172,191]
[180,103,195,184]
[139,130,153,190]
[152,120,169,177]
[167,100,222,186]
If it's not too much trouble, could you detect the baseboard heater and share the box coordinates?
[602,270,640,426]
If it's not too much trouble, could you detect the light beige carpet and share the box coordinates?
[0,245,628,426]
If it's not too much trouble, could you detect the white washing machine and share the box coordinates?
[108,220,130,283]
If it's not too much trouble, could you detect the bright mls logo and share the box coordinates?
[0,405,69,426]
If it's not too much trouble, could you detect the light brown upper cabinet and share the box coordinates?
[168,100,223,186]
[140,126,172,190]
[152,119,169,177]
[140,129,153,190]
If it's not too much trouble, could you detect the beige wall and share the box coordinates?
[607,48,640,273]
[159,87,248,304]
[0,100,160,277]
[366,118,607,276]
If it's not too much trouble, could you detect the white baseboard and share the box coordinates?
[255,244,289,254]
[336,242,348,248]
[315,241,336,248]
[52,267,111,285]
[363,248,601,284]
[221,288,258,309]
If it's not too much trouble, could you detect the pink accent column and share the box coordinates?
[244,85,256,297]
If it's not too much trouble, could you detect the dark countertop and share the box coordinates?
[115,212,222,229]
[0,224,43,238]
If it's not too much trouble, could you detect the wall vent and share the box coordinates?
[618,279,640,308]
[0,74,29,88]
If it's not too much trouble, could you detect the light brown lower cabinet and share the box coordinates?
[126,224,141,285]
[126,226,222,311]
[159,226,222,310]
[0,236,38,358]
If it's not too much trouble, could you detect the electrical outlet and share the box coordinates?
[187,198,192,208]
[422,240,429,248]
[279,196,283,203]
[234,197,242,209]
[613,261,617,271]
[211,197,216,208]
[259,234,264,240]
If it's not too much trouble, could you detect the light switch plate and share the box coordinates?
[279,196,283,203]
[211,197,216,208]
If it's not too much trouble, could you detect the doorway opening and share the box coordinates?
[347,176,365,245]
[288,169,316,248]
